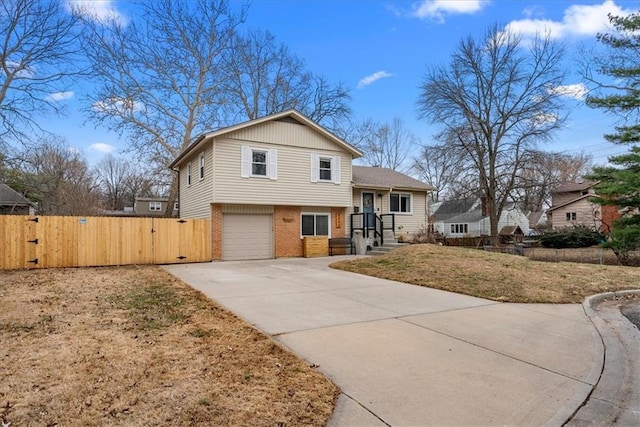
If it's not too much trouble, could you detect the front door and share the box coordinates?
[362,192,375,228]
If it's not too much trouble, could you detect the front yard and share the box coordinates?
[331,244,640,303]
[0,266,337,426]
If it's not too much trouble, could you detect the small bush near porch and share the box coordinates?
[0,266,337,426]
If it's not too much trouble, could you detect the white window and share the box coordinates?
[241,146,277,180]
[174,202,179,211]
[149,201,162,212]
[301,214,330,237]
[319,157,332,181]
[450,224,468,234]
[187,163,192,186]
[311,154,340,184]
[199,153,205,180]
[566,212,577,221]
[390,193,411,213]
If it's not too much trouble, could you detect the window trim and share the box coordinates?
[241,146,277,180]
[450,223,469,234]
[149,201,162,212]
[187,163,192,186]
[319,157,332,181]
[199,153,205,180]
[566,212,577,221]
[310,154,340,184]
[389,192,412,214]
[251,148,268,177]
[300,213,331,238]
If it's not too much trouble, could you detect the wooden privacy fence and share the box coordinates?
[0,216,211,270]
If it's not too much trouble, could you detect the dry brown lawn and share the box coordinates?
[0,266,338,426]
[331,244,640,303]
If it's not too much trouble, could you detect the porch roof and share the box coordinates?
[352,166,435,192]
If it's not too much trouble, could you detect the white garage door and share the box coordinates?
[223,214,273,261]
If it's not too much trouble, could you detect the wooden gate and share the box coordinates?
[0,216,211,270]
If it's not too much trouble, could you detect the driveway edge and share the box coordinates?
[565,290,640,426]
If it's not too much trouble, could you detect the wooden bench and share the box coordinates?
[329,237,355,256]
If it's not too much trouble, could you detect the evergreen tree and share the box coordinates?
[586,12,640,265]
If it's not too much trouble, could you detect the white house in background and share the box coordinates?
[430,198,529,238]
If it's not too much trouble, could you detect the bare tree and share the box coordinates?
[94,154,132,211]
[413,142,466,202]
[222,29,351,128]
[346,117,415,171]
[16,137,101,215]
[514,150,592,212]
[417,25,567,242]
[0,0,81,146]
[80,0,244,217]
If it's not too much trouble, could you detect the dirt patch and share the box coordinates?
[331,244,640,304]
[0,266,338,426]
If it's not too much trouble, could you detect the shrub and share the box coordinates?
[538,225,604,249]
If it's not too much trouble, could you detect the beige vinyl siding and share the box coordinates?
[390,191,428,234]
[552,190,594,207]
[213,138,352,207]
[552,199,601,229]
[225,120,341,151]
[349,189,428,235]
[222,204,274,214]
[179,144,214,219]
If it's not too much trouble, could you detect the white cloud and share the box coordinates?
[412,0,488,22]
[548,83,588,100]
[66,0,127,26]
[531,112,558,127]
[93,97,145,115]
[88,143,115,153]
[505,0,632,40]
[46,91,74,102]
[357,71,393,89]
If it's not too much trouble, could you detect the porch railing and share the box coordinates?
[350,212,395,246]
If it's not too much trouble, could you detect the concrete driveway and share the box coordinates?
[164,256,602,426]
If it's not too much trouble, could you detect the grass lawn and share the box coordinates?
[0,266,338,426]
[331,244,640,304]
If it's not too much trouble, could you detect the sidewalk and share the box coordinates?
[165,256,603,426]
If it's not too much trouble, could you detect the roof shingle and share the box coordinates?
[352,166,434,191]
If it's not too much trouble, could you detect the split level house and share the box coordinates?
[547,181,619,233]
[429,198,529,238]
[169,110,434,261]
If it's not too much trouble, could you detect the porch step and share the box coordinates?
[367,242,409,256]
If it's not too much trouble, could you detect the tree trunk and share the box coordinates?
[164,172,179,218]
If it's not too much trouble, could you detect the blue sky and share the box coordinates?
[48,0,637,166]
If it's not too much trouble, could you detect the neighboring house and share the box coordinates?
[430,198,529,238]
[169,110,434,261]
[0,183,36,215]
[527,211,548,232]
[133,197,178,217]
[547,182,601,230]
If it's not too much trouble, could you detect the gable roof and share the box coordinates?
[547,194,594,212]
[352,166,435,191]
[553,181,598,194]
[431,199,478,221]
[0,183,35,207]
[169,110,363,169]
